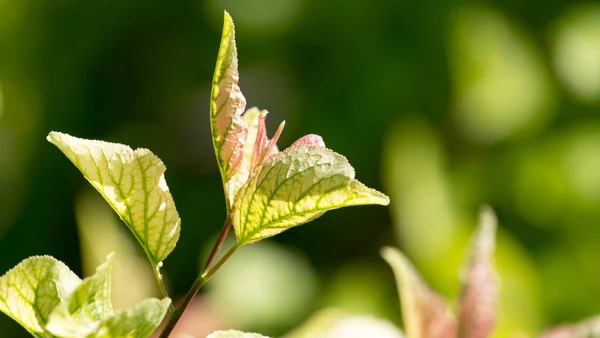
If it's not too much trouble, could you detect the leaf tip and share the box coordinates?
[380,246,397,262]
[223,10,234,30]
[46,131,63,145]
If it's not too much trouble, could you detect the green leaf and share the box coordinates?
[232,145,390,244]
[0,256,81,337]
[45,255,114,337]
[47,132,181,268]
[92,298,171,338]
[210,11,248,204]
[207,330,270,338]
[381,247,455,338]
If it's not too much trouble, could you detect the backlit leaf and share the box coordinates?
[47,132,181,268]
[232,145,389,244]
[45,255,114,337]
[381,247,456,338]
[0,256,81,337]
[210,11,248,204]
[92,298,171,338]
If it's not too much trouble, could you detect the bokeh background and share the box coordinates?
[1,0,600,337]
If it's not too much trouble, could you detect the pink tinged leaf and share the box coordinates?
[211,12,248,182]
[250,111,269,169]
[539,315,600,338]
[290,134,326,148]
[250,112,285,169]
[381,247,456,338]
[457,206,498,338]
[264,121,285,158]
[222,116,248,178]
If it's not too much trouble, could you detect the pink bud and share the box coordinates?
[290,134,325,148]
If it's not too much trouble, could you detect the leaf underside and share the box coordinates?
[47,132,181,266]
[232,145,390,244]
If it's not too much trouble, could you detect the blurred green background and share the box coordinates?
[1,0,600,337]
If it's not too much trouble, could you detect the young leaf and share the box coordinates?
[457,207,497,338]
[211,11,248,203]
[207,330,270,338]
[232,145,390,244]
[381,247,456,338]
[0,256,81,337]
[45,255,114,337]
[92,298,171,338]
[226,108,264,206]
[47,132,181,268]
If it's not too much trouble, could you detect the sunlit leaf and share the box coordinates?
[207,330,270,338]
[92,298,171,338]
[457,207,497,338]
[226,108,283,206]
[540,315,600,338]
[0,256,81,337]
[45,255,114,337]
[381,247,456,338]
[47,132,181,268]
[232,145,389,244]
[210,11,248,204]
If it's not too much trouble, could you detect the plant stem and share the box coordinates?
[202,216,232,272]
[159,243,241,337]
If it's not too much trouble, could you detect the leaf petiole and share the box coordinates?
[153,265,174,315]
[159,240,241,337]
[202,216,233,272]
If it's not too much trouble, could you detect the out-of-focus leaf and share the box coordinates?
[553,4,600,103]
[540,315,600,338]
[457,207,497,338]
[232,145,389,244]
[285,308,404,338]
[45,255,114,337]
[0,256,81,337]
[47,132,181,268]
[208,241,316,331]
[448,4,555,143]
[75,191,158,310]
[210,11,248,204]
[207,330,270,338]
[324,315,404,338]
[381,247,456,338]
[93,298,171,338]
